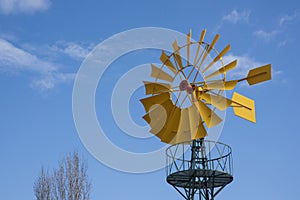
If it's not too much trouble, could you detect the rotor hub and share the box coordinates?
[179,80,194,94]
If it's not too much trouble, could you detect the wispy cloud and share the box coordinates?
[277,39,289,47]
[222,9,251,24]
[279,10,300,26]
[0,38,75,90]
[0,38,56,73]
[50,41,95,60]
[253,30,279,41]
[223,54,283,84]
[215,9,251,32]
[30,73,75,90]
[253,10,299,44]
[223,54,264,78]
[0,0,51,14]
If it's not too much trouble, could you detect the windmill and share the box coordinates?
[140,29,271,200]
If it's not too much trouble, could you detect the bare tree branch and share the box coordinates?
[34,151,91,200]
[34,167,51,200]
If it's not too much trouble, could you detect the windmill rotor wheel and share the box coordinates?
[156,40,226,110]
[140,29,271,144]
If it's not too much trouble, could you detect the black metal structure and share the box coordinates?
[166,140,233,200]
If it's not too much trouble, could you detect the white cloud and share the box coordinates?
[51,41,95,60]
[222,9,251,24]
[223,54,283,84]
[0,0,51,14]
[277,39,289,47]
[253,10,300,44]
[253,30,279,41]
[279,10,300,26]
[0,38,74,90]
[30,73,75,90]
[223,54,264,78]
[214,9,251,33]
[0,38,56,73]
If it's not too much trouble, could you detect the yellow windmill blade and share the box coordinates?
[143,81,172,95]
[174,108,192,144]
[193,29,206,66]
[204,80,238,91]
[160,50,177,73]
[141,92,180,144]
[186,29,192,66]
[172,40,184,69]
[188,104,207,140]
[202,44,231,73]
[144,100,208,144]
[198,92,232,111]
[193,121,207,140]
[172,105,208,144]
[159,106,181,143]
[213,45,231,62]
[143,98,174,135]
[143,105,166,134]
[173,105,206,144]
[194,93,222,128]
[151,64,175,82]
[245,64,272,85]
[231,92,256,123]
[140,92,171,113]
[208,34,220,52]
[198,34,220,68]
[205,60,237,80]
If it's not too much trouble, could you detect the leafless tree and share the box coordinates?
[34,167,51,200]
[34,151,91,200]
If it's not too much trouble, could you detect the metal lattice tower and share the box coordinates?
[166,139,233,200]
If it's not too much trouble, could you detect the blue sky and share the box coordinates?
[0,0,300,199]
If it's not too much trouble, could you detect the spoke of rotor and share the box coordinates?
[194,44,208,68]
[179,93,189,108]
[187,30,207,81]
[180,68,189,82]
[199,34,220,67]
[172,40,184,69]
[156,85,180,94]
[194,78,228,86]
[192,35,220,83]
[187,44,207,81]
[187,29,192,66]
[193,29,206,67]
[202,44,231,74]
[174,91,183,107]
[149,88,182,95]
[186,93,194,105]
[192,47,209,83]
[160,50,177,73]
[172,54,188,80]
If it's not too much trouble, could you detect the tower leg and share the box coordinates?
[189,139,211,200]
